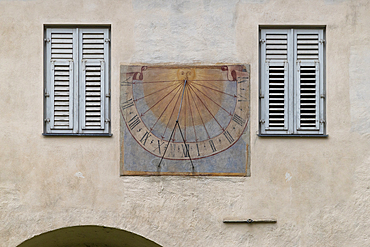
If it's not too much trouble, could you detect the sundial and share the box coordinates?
[120,65,250,176]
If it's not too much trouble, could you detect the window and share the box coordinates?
[259,28,326,135]
[44,27,110,135]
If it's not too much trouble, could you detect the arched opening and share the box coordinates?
[17,225,162,247]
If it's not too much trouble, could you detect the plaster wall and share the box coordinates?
[0,0,370,246]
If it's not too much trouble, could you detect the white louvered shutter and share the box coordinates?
[294,29,324,134]
[260,29,292,134]
[45,28,78,134]
[79,29,110,134]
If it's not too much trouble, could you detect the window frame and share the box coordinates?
[258,26,327,137]
[43,25,111,136]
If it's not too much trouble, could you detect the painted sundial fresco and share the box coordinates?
[120,65,250,176]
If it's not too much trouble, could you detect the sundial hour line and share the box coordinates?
[188,80,235,82]
[148,85,183,132]
[188,84,224,132]
[134,83,178,102]
[162,82,184,138]
[177,80,193,168]
[184,86,188,141]
[139,82,182,117]
[134,80,182,84]
[191,81,236,98]
[187,87,198,142]
[176,79,187,122]
[188,85,210,139]
[190,83,234,116]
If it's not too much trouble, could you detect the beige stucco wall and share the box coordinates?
[1,0,370,246]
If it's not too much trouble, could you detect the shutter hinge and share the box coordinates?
[105,119,111,123]
[260,119,265,124]
[259,39,266,44]
[44,90,50,97]
[44,38,50,43]
[320,94,326,98]
[105,93,111,98]
[320,119,326,124]
[105,38,111,43]
[259,89,264,98]
[44,118,50,122]
[319,39,326,44]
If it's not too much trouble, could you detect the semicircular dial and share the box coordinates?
[120,65,249,160]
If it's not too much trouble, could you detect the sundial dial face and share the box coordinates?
[120,65,250,176]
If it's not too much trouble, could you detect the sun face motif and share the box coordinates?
[120,65,249,162]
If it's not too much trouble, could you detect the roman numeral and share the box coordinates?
[153,140,165,154]
[128,114,141,130]
[140,131,151,146]
[232,113,245,126]
[237,93,248,102]
[209,140,216,152]
[223,130,234,144]
[196,144,200,156]
[181,144,190,157]
[121,98,134,111]
[238,77,248,84]
[168,144,176,157]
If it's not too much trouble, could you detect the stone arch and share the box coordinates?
[17,225,162,247]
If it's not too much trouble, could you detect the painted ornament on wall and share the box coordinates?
[120,65,250,176]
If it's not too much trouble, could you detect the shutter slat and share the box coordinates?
[297,34,318,39]
[83,50,104,54]
[82,44,104,49]
[266,45,287,49]
[83,34,104,39]
[51,33,73,38]
[51,39,73,43]
[54,72,70,76]
[267,50,288,54]
[83,54,104,59]
[51,49,74,54]
[86,72,101,76]
[51,54,73,59]
[298,55,319,59]
[266,55,287,60]
[86,102,101,105]
[266,35,287,39]
[83,39,104,44]
[298,50,319,54]
[297,45,318,49]
[51,44,73,49]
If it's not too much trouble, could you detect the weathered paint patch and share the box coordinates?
[74,172,85,179]
[285,172,292,182]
